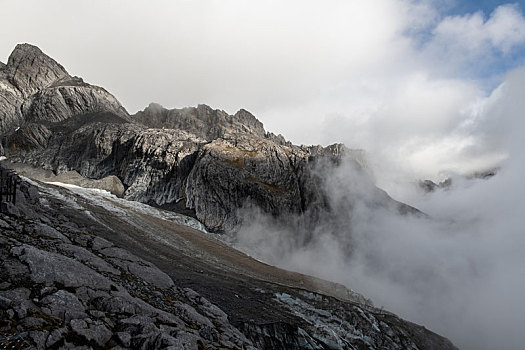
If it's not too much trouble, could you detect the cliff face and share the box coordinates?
[0,43,416,234]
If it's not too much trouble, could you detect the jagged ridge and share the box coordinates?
[1,44,417,232]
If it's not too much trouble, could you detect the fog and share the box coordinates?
[231,67,525,350]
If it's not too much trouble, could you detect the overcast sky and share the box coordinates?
[2,0,525,183]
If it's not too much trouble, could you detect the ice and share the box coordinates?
[26,178,208,233]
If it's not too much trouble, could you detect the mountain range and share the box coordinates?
[0,44,457,349]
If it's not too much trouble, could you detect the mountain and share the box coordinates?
[0,43,457,349]
[1,44,417,233]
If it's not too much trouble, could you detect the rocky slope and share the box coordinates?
[0,168,457,349]
[1,44,416,233]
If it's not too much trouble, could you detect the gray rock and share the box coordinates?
[41,290,87,322]
[14,299,34,318]
[92,289,157,316]
[91,236,113,251]
[58,243,120,275]
[174,302,214,329]
[27,223,71,242]
[1,202,21,217]
[72,234,92,247]
[74,287,111,306]
[21,317,46,328]
[118,314,158,334]
[107,257,173,289]
[46,327,68,348]
[0,287,31,303]
[11,245,112,289]
[0,295,12,309]
[166,331,201,350]
[6,309,15,319]
[70,318,112,347]
[29,330,49,350]
[3,258,30,277]
[26,84,128,124]
[0,219,10,228]
[115,331,132,347]
[100,247,140,261]
[88,310,106,319]
[5,44,69,98]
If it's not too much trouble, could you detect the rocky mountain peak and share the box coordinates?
[0,43,129,135]
[134,103,266,141]
[6,43,70,97]
[232,108,265,137]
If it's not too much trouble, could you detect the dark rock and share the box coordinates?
[45,327,68,348]
[11,245,112,289]
[72,234,92,247]
[5,44,69,98]
[0,219,10,228]
[41,290,87,321]
[92,290,157,316]
[91,236,113,251]
[29,330,49,349]
[1,202,21,217]
[115,331,132,347]
[0,287,31,303]
[107,257,173,288]
[21,317,46,328]
[27,223,70,242]
[58,244,120,275]
[70,318,112,347]
[3,258,30,277]
[0,295,12,309]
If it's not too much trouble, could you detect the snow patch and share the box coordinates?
[43,181,208,233]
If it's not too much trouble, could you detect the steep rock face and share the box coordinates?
[185,135,305,231]
[0,43,129,137]
[0,63,24,134]
[5,43,69,97]
[25,80,128,123]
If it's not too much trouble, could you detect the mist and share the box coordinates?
[230,66,525,350]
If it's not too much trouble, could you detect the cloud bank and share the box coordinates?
[232,65,525,350]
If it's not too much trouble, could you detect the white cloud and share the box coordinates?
[430,4,525,58]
